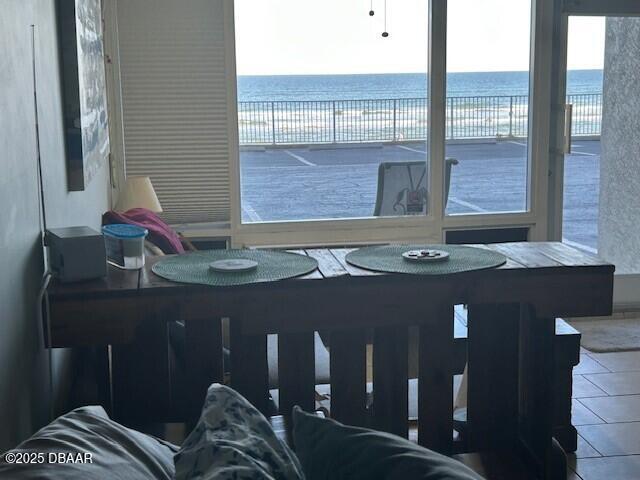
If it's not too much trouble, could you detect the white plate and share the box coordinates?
[209,259,258,273]
[402,249,450,263]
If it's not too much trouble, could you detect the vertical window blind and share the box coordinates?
[116,0,231,224]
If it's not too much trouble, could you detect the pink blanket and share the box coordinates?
[102,208,185,254]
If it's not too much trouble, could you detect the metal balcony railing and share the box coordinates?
[237,93,602,146]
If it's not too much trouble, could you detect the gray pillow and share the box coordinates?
[0,406,177,480]
[292,406,484,480]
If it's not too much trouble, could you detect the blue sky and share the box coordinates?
[234,0,605,75]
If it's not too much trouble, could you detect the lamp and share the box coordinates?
[115,176,163,213]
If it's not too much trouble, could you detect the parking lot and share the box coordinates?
[240,140,599,250]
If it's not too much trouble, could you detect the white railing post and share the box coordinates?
[332,101,337,143]
[509,96,514,137]
[271,101,276,145]
[449,98,454,140]
[393,99,397,141]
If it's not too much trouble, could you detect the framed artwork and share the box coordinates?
[56,0,110,191]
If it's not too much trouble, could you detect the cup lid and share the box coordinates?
[102,224,148,239]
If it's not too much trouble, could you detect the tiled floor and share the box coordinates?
[569,350,640,480]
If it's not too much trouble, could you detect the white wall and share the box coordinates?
[600,18,640,275]
[0,0,111,451]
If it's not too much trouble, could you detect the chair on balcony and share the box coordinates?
[373,158,458,216]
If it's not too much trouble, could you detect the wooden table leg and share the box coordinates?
[466,303,520,451]
[111,304,172,424]
[278,332,316,414]
[373,326,409,438]
[519,305,562,480]
[330,329,367,427]
[418,304,454,453]
[230,317,270,416]
[184,317,224,419]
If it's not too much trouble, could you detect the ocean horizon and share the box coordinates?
[237,70,603,102]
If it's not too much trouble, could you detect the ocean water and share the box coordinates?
[237,70,603,102]
[236,70,603,144]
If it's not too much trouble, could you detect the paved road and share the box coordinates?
[240,140,599,250]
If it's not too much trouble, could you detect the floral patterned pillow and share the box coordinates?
[175,384,304,480]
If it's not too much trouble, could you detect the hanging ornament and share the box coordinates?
[369,0,375,16]
[382,0,389,37]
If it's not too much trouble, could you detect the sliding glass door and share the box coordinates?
[553,2,640,305]
[445,0,532,216]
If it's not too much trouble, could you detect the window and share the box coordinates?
[445,0,532,215]
[234,0,430,223]
[107,0,551,246]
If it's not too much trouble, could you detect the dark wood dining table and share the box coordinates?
[47,242,614,480]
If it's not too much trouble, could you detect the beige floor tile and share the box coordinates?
[574,354,610,375]
[577,422,640,456]
[584,371,640,396]
[575,455,640,480]
[572,399,605,426]
[573,375,607,398]
[589,351,640,373]
[580,395,640,423]
[574,434,602,459]
[568,437,601,478]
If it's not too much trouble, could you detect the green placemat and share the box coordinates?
[152,250,318,287]
[346,244,506,275]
